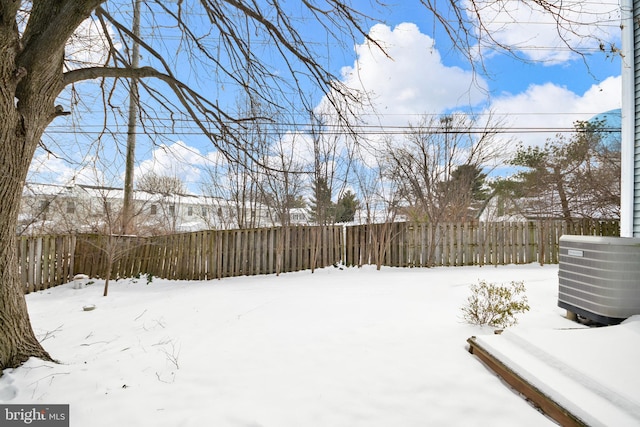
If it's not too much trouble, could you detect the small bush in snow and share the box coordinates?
[461,280,530,328]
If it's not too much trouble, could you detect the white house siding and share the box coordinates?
[19,183,294,234]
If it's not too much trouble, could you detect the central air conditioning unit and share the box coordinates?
[558,235,640,325]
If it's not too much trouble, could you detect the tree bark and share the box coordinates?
[0,1,87,370]
[0,235,54,368]
[554,166,573,222]
[0,95,55,368]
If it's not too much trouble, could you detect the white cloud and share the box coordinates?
[266,131,315,166]
[468,0,621,64]
[309,22,493,169]
[310,20,622,178]
[488,75,621,147]
[27,152,108,186]
[338,22,488,120]
[29,141,213,193]
[135,141,206,190]
[65,17,118,69]
[309,21,623,174]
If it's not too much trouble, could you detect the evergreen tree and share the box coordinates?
[504,120,619,220]
[449,164,489,202]
[437,164,488,221]
[335,191,359,223]
[308,178,334,225]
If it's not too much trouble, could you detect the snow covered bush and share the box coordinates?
[461,280,530,328]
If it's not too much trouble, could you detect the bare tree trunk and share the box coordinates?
[0,1,73,368]
[0,119,55,368]
[0,235,54,368]
[554,166,573,222]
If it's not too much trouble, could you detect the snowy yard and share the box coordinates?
[1,264,579,426]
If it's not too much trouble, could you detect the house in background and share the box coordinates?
[18,182,279,235]
[18,182,330,235]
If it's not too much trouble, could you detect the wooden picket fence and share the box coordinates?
[72,225,343,283]
[17,234,76,293]
[343,219,620,268]
[18,220,619,293]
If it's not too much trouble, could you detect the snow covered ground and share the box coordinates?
[474,317,640,426]
[0,263,623,426]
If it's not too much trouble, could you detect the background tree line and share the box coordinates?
[21,113,620,236]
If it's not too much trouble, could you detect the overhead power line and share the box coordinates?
[42,125,621,137]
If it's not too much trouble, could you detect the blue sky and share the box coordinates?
[28,1,623,193]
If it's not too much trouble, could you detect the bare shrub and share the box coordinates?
[461,280,530,328]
